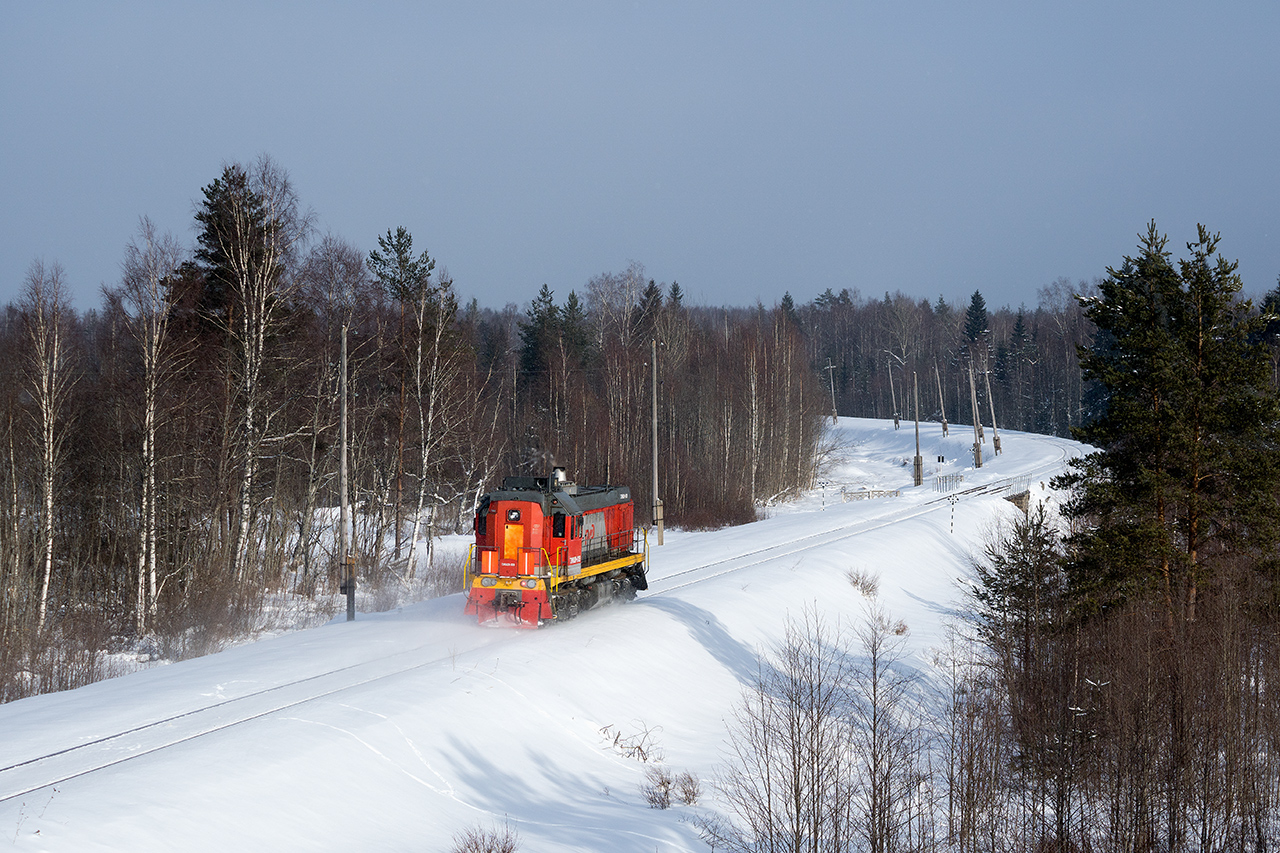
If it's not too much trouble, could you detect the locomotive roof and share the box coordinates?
[483,477,631,515]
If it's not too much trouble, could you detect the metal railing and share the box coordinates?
[934,474,965,492]
[842,488,902,502]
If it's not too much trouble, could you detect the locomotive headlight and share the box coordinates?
[522,579,538,589]
[480,577,497,587]
[506,509,521,522]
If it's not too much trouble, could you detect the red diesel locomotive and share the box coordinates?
[463,468,648,627]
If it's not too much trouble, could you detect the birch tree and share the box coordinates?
[21,261,75,635]
[194,156,312,586]
[117,218,186,634]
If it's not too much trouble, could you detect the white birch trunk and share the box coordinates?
[23,263,73,636]
[121,218,183,635]
[212,158,309,588]
[748,348,760,501]
[4,416,20,638]
[406,284,452,581]
[404,290,429,580]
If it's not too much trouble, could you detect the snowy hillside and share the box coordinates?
[0,418,1085,852]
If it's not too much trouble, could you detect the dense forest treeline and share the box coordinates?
[788,275,1095,439]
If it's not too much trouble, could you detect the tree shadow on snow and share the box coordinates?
[437,735,695,849]
[899,587,964,621]
[634,597,760,686]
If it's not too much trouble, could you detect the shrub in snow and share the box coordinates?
[450,821,519,853]
[675,770,701,805]
[642,765,673,809]
[846,567,880,598]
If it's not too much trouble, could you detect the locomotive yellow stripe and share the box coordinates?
[552,553,645,588]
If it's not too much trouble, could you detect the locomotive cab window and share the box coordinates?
[553,513,565,538]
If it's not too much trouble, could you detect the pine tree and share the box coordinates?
[192,156,309,584]
[1261,273,1280,347]
[194,165,267,325]
[368,226,435,559]
[1057,222,1280,622]
[367,226,434,303]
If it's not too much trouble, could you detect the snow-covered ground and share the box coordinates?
[0,418,1085,852]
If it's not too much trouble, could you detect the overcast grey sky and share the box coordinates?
[3,2,1278,313]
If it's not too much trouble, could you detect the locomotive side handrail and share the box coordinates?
[463,543,476,589]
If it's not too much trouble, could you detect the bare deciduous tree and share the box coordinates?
[703,610,855,853]
[849,607,930,853]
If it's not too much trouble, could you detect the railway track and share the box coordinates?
[0,433,1080,806]
[647,433,1079,596]
[0,633,501,805]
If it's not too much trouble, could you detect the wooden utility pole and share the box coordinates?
[934,361,948,436]
[982,369,1002,456]
[651,338,663,546]
[824,359,838,423]
[968,362,983,468]
[340,324,355,621]
[913,372,923,486]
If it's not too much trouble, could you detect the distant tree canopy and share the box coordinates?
[783,281,1095,437]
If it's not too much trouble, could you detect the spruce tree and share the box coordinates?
[632,279,664,340]
[963,290,988,344]
[780,291,798,324]
[194,164,272,327]
[934,295,952,320]
[559,290,592,368]
[519,284,559,377]
[667,281,684,310]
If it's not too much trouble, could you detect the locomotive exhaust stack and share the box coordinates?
[463,473,649,627]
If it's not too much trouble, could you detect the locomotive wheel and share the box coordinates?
[551,592,582,621]
[616,576,637,602]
